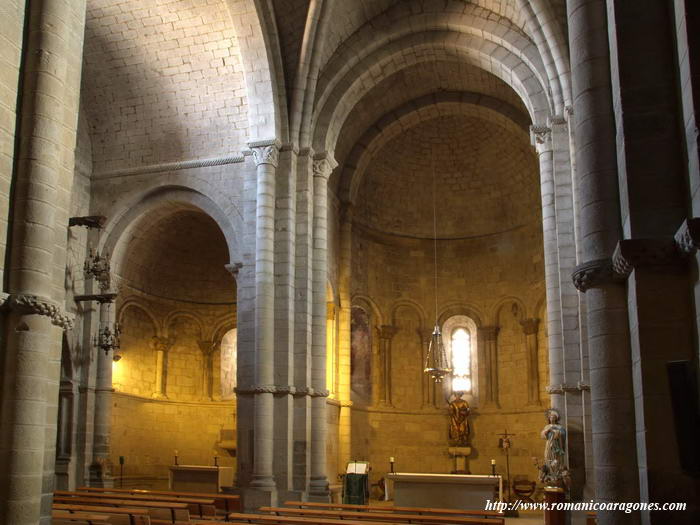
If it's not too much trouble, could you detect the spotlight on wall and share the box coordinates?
[113,353,122,362]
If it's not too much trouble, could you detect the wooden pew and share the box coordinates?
[283,500,503,519]
[258,507,504,524]
[78,486,241,514]
[196,514,396,525]
[53,495,190,524]
[54,503,152,525]
[52,510,111,525]
[56,490,215,519]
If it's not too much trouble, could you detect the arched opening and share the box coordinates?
[110,204,237,487]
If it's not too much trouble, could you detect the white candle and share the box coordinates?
[390,457,395,463]
[174,450,178,456]
[491,459,496,465]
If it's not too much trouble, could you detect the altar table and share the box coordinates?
[386,472,502,510]
[168,465,234,493]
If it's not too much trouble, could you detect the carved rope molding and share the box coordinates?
[546,383,587,394]
[234,385,330,398]
[0,293,75,329]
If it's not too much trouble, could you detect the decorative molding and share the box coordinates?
[249,139,281,168]
[674,218,700,254]
[577,381,591,392]
[234,385,327,397]
[1,293,74,329]
[92,154,245,180]
[547,384,581,394]
[572,258,620,292]
[548,115,567,126]
[612,238,682,277]
[520,317,539,335]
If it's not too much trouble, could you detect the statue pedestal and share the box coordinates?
[544,486,566,525]
[448,446,471,474]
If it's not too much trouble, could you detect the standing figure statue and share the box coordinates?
[448,393,471,446]
[537,408,570,488]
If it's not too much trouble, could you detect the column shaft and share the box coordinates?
[91,301,114,488]
[568,1,640,522]
[337,205,353,473]
[309,157,332,499]
[250,142,279,492]
[0,1,86,523]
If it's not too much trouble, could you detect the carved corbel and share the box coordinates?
[612,238,683,277]
[675,218,700,255]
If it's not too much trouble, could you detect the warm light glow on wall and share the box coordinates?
[112,357,124,391]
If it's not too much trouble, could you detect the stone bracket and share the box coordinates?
[674,218,700,254]
[612,238,682,277]
[0,293,74,329]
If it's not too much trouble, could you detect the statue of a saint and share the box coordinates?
[448,394,471,446]
[537,408,570,488]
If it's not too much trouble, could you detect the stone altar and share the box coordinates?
[387,473,502,510]
[168,465,234,493]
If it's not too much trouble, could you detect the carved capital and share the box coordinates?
[1,293,75,329]
[225,262,243,279]
[249,139,280,168]
[480,326,500,342]
[312,156,335,180]
[530,124,551,152]
[577,381,590,392]
[572,258,621,292]
[546,384,564,395]
[674,218,700,254]
[520,318,539,335]
[198,340,219,356]
[612,238,683,277]
[378,324,398,341]
[150,336,174,353]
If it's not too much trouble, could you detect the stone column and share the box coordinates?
[151,337,173,399]
[606,2,697,519]
[531,125,565,414]
[0,2,86,522]
[248,140,280,502]
[198,340,218,401]
[337,203,353,473]
[568,0,640,522]
[376,325,398,407]
[309,155,333,500]
[90,298,116,488]
[479,326,500,407]
[520,318,540,406]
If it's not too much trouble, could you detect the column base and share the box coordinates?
[308,477,330,502]
[243,485,278,511]
[89,459,114,488]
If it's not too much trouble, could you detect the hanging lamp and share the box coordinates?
[423,144,451,383]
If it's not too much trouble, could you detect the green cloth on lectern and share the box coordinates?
[343,473,368,504]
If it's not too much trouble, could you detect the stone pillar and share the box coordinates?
[292,150,313,498]
[90,298,115,488]
[479,326,499,407]
[606,2,697,520]
[520,318,540,406]
[247,140,280,503]
[151,337,173,399]
[531,125,565,414]
[568,0,640,522]
[376,325,398,407]
[0,2,86,522]
[198,341,218,401]
[337,203,353,473]
[309,155,333,500]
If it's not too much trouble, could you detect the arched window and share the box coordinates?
[442,315,478,400]
[451,328,471,393]
[220,328,236,400]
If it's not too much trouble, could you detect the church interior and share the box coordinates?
[0,1,699,524]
